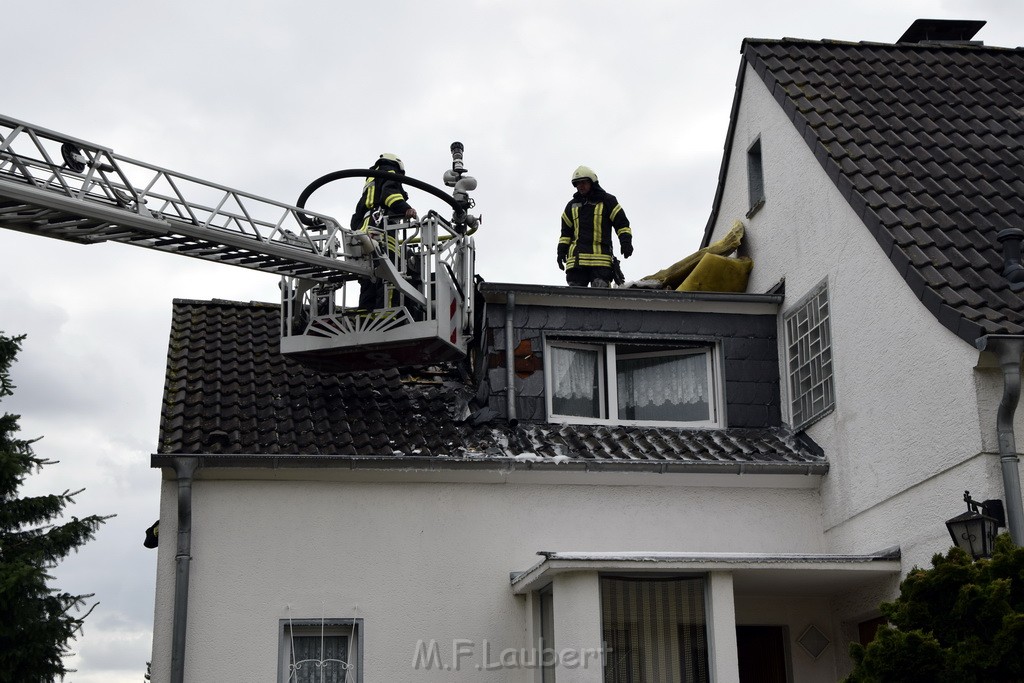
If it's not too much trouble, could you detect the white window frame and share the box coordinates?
[545,339,722,428]
[278,618,363,683]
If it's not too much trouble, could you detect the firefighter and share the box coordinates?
[557,165,633,287]
[351,153,419,310]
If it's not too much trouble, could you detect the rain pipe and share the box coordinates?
[170,457,199,683]
[505,292,518,425]
[976,335,1024,545]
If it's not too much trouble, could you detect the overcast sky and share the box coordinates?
[2,2,1022,681]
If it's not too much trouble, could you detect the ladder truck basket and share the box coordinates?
[0,114,480,373]
[279,210,477,372]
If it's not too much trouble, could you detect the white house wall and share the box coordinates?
[150,472,828,682]
[734,594,834,682]
[704,63,1008,573]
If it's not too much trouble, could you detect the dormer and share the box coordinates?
[478,283,784,429]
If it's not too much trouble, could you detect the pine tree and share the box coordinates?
[0,333,111,682]
[846,533,1024,682]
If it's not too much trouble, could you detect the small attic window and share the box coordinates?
[747,137,765,217]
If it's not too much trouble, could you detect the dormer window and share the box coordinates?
[545,340,721,427]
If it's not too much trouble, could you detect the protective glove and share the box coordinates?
[619,235,633,259]
[557,243,569,270]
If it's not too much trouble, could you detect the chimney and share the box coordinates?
[897,19,986,45]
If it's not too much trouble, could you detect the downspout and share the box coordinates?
[505,292,517,425]
[170,457,199,683]
[976,335,1024,544]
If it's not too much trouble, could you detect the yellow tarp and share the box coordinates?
[640,220,746,290]
[677,253,753,292]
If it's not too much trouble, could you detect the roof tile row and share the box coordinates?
[158,300,825,471]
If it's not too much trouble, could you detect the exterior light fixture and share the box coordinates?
[945,490,1005,559]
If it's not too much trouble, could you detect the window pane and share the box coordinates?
[601,577,709,683]
[617,353,709,422]
[551,346,602,417]
[290,634,348,683]
[748,138,764,209]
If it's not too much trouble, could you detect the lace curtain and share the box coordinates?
[601,577,709,683]
[616,353,709,421]
[551,346,601,417]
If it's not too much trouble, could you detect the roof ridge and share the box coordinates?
[171,297,278,308]
[741,36,1022,52]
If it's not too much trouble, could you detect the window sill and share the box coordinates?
[745,198,765,219]
[547,416,722,429]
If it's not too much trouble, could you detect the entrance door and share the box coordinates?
[736,625,788,683]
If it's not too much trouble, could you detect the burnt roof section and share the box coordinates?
[156,299,825,472]
[703,32,1024,344]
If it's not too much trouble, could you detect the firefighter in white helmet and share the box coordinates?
[557,165,633,287]
[351,153,419,310]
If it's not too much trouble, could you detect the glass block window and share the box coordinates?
[785,280,835,430]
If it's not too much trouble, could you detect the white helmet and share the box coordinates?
[572,165,598,185]
[377,153,405,172]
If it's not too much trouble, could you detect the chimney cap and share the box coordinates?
[898,19,986,44]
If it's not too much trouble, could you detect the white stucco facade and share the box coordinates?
[704,63,1016,580]
[148,466,894,682]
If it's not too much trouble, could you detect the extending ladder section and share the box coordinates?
[0,114,370,283]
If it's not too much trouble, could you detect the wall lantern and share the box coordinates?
[945,490,1006,559]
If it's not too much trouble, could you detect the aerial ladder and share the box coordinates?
[0,114,481,372]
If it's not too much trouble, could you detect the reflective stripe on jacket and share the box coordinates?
[350,169,413,253]
[559,187,631,269]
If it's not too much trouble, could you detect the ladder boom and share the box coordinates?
[0,114,372,283]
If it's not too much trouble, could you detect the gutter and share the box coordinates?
[510,547,902,595]
[150,452,829,477]
[170,457,199,683]
[976,335,1024,544]
[505,291,517,425]
[478,281,783,306]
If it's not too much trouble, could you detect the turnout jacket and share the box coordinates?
[350,164,414,252]
[559,184,632,269]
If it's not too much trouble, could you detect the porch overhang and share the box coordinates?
[510,548,902,596]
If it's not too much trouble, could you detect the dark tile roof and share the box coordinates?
[704,37,1024,344]
[157,299,826,473]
